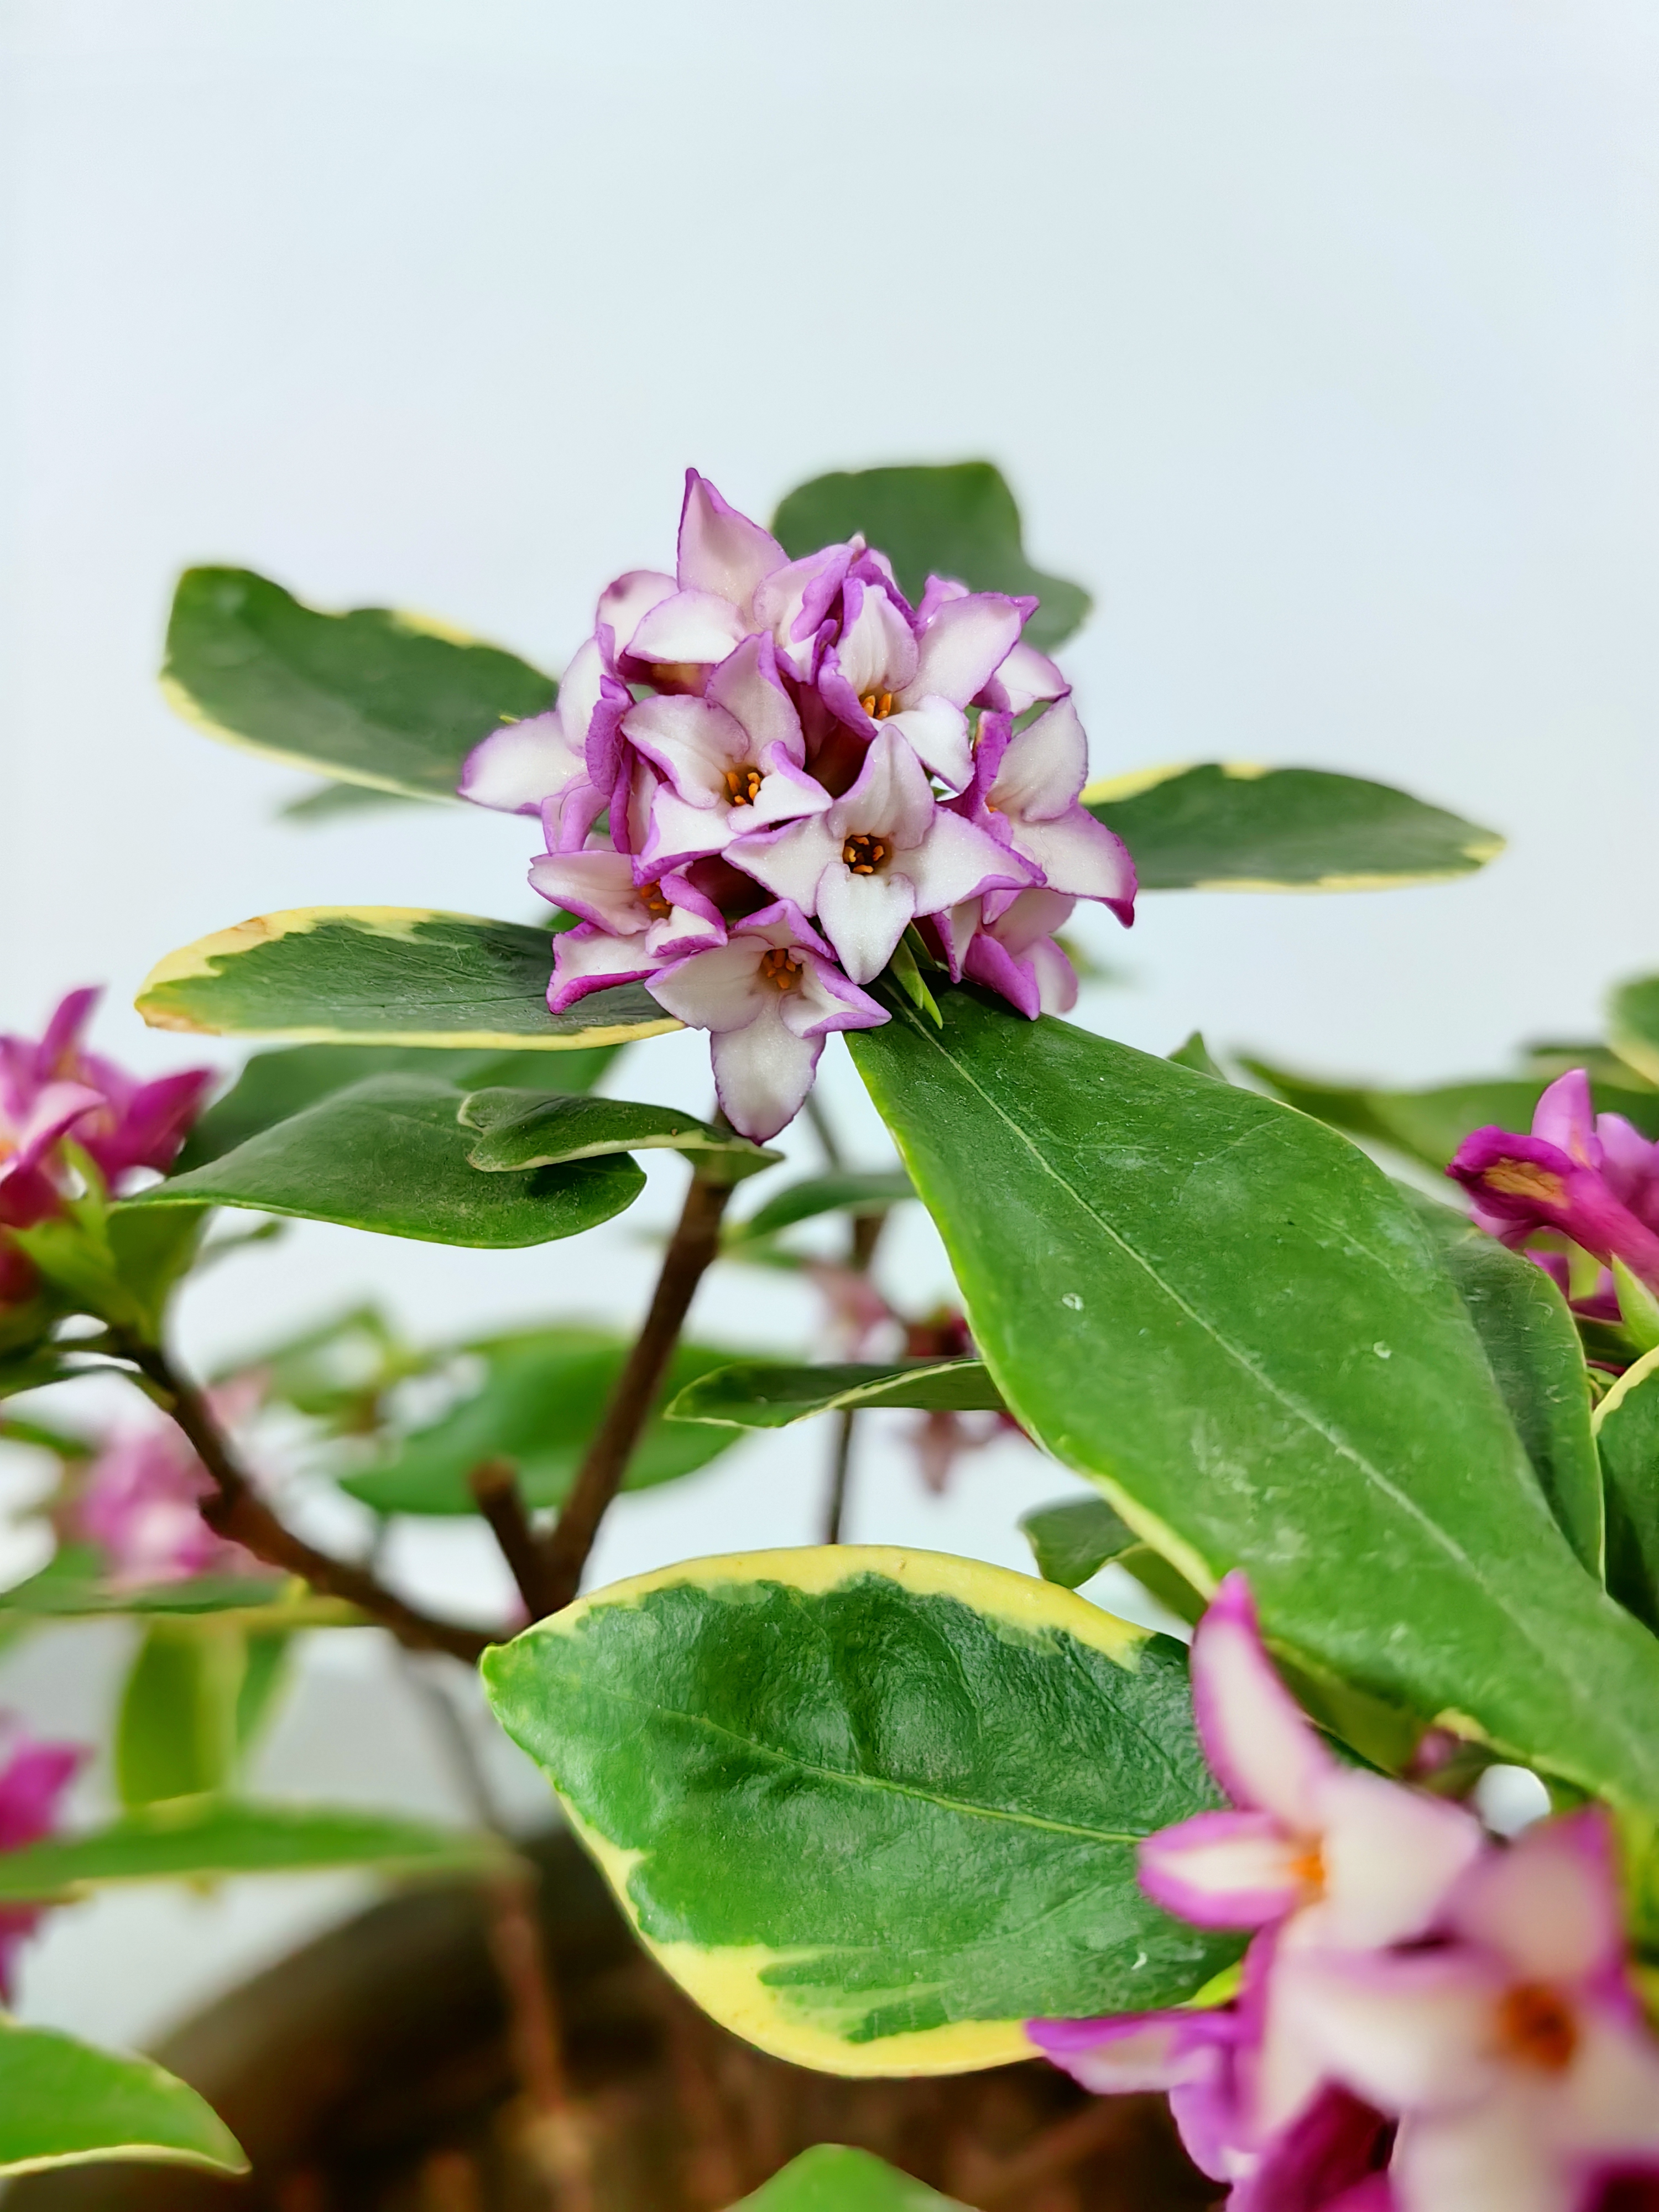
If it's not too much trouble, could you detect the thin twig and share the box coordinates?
[540,1164,735,1612]
[122,1339,493,1664]
[822,1407,857,1545]
[469,1458,558,1619]
[484,1865,596,2212]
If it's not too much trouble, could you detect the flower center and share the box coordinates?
[859,691,896,720]
[758,947,804,992]
[842,834,889,876]
[1497,1983,1578,2073]
[1287,1842,1326,1897]
[638,881,674,920]
[1482,1160,1567,1206]
[723,766,764,807]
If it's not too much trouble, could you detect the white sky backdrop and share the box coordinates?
[0,0,1655,2047]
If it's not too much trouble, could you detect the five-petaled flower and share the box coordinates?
[461,469,1139,1138]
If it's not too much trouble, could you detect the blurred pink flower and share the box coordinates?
[0,1720,87,2000]
[77,1381,266,1589]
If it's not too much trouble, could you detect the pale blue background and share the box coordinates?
[0,0,1650,2046]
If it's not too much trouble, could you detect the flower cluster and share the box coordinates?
[0,1719,85,2000]
[1032,1577,1659,2211]
[76,1380,265,1590]
[0,989,211,1306]
[1449,1070,1659,1342]
[462,472,1135,1140]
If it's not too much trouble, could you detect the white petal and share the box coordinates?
[705,632,805,763]
[985,887,1076,956]
[1452,1815,1622,1985]
[830,726,936,851]
[638,785,732,870]
[740,755,834,827]
[901,810,1032,917]
[991,696,1090,818]
[623,695,748,800]
[646,943,770,1034]
[710,1006,821,1142]
[677,473,785,609]
[904,592,1025,710]
[527,849,646,935]
[729,817,841,911]
[886,698,973,789]
[549,926,659,1004]
[460,711,585,814]
[836,583,918,700]
[1393,2096,1573,2212]
[596,570,675,655]
[1005,807,1136,906]
[816,864,914,985]
[1276,1950,1502,2117]
[1550,2007,1659,2161]
[1318,1767,1486,1949]
[628,588,748,667]
[995,639,1070,714]
[1190,1580,1335,1826]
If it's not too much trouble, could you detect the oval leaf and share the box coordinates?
[163,566,553,799]
[459,1088,778,1175]
[1084,764,1503,891]
[343,1329,747,1515]
[482,1546,1235,2076]
[848,987,1659,1812]
[133,1075,644,1247]
[1595,1348,1659,1637]
[1020,1496,1141,1589]
[137,907,679,1051]
[0,1797,500,1902]
[727,1170,916,1246]
[771,464,1089,653]
[666,1359,1004,1431]
[735,2146,968,2211]
[0,2021,246,2178]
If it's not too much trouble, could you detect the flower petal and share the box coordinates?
[904,593,1026,711]
[676,470,785,607]
[1392,2093,1576,2212]
[833,578,919,701]
[989,695,1091,818]
[1005,804,1137,915]
[727,816,841,912]
[817,863,915,985]
[1531,1070,1600,1167]
[1317,1767,1486,1950]
[1449,1807,1624,1989]
[460,709,587,815]
[1275,1948,1503,2119]
[705,633,805,765]
[622,695,749,800]
[1138,1808,1312,1928]
[709,1009,821,1142]
[901,808,1034,917]
[528,848,648,935]
[886,698,973,790]
[1190,1572,1335,1825]
[627,588,749,667]
[547,925,662,1012]
[596,569,675,656]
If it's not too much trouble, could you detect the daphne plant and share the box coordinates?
[16,458,1659,2205]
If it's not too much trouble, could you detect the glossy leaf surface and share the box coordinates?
[459,1088,777,1175]
[735,2146,966,2211]
[1020,1496,1141,1588]
[727,1170,915,1245]
[1084,765,1502,891]
[163,566,553,799]
[0,1797,499,1901]
[342,1330,745,1514]
[483,1547,1233,2075]
[0,2020,246,2178]
[772,463,1089,653]
[116,1623,243,1809]
[1405,1199,1603,1576]
[1611,977,1659,1086]
[849,985,1659,1811]
[133,1076,644,1247]
[179,1039,619,1170]
[667,1359,1004,1430]
[137,907,677,1051]
[1596,1349,1659,1636]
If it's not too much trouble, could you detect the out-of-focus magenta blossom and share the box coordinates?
[646,905,886,1144]
[0,1720,86,2000]
[461,470,1139,1139]
[77,1383,265,1589]
[0,990,211,1267]
[1448,1071,1659,1313]
[1280,1810,1659,2212]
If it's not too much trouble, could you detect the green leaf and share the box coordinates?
[771,463,1090,653]
[1020,1496,1141,1588]
[0,1546,284,1626]
[848,985,1659,1812]
[1084,765,1503,891]
[132,1076,645,1248]
[1595,1349,1659,1637]
[179,1038,620,1170]
[1611,976,1659,1087]
[1614,1260,1659,1358]
[733,2146,967,2211]
[1405,1199,1604,1578]
[482,1547,1235,2074]
[458,1088,778,1176]
[234,1630,293,1757]
[0,2019,246,2178]
[162,566,553,800]
[666,1359,1005,1431]
[117,1621,254,1809]
[0,1347,109,1401]
[138,907,677,1053]
[727,1170,916,1245]
[0,1797,501,1902]
[1167,1031,1227,1081]
[341,1330,747,1515]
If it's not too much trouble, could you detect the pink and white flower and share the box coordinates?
[459,634,622,847]
[0,1720,87,2000]
[730,728,1031,985]
[962,701,1136,920]
[645,905,888,1142]
[534,852,726,1012]
[1280,1810,1659,2212]
[78,1381,267,1589]
[936,886,1081,1019]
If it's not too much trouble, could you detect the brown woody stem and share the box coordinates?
[539,1163,734,1613]
[124,1339,492,1665]
[468,1457,558,1620]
